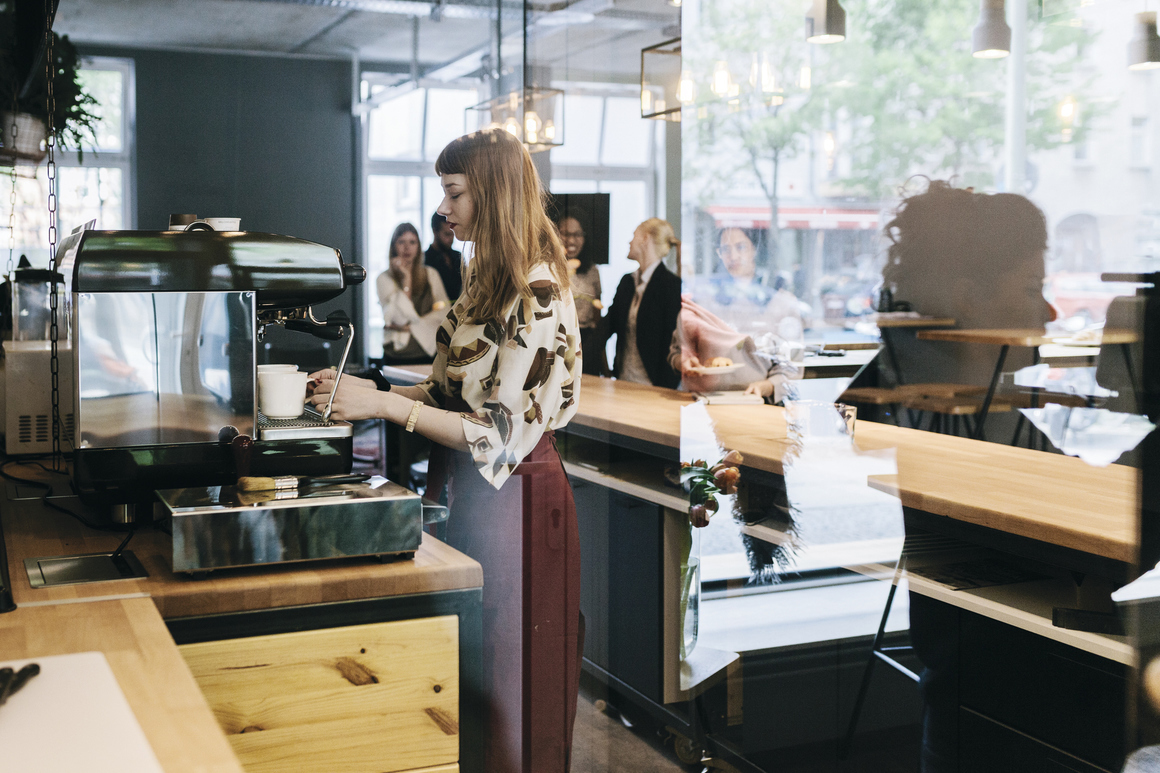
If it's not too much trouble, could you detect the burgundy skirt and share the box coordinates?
[443,431,583,773]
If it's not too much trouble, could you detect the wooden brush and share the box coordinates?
[237,474,370,492]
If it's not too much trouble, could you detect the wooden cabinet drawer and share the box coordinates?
[180,615,459,773]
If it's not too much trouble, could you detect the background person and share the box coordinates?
[670,296,802,402]
[695,226,804,342]
[310,127,583,773]
[425,212,464,301]
[558,213,606,376]
[605,218,682,388]
[376,222,449,363]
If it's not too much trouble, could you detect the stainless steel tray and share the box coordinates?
[257,406,352,440]
[157,477,425,573]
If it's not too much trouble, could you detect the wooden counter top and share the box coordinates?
[3,495,482,618]
[567,375,1138,565]
[0,597,244,773]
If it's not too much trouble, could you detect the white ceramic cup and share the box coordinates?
[204,217,241,231]
[258,371,309,419]
[257,364,299,373]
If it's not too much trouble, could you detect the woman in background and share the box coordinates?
[311,128,583,773]
[605,218,682,388]
[558,213,607,375]
[376,222,449,363]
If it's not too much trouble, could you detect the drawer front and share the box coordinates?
[180,615,459,773]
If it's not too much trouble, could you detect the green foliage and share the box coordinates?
[685,0,1102,203]
[0,8,100,160]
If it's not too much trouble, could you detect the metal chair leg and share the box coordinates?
[839,559,908,760]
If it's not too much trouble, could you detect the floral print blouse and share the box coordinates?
[417,262,582,490]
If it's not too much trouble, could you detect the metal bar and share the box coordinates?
[973,344,1009,440]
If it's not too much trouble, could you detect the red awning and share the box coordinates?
[706,205,881,231]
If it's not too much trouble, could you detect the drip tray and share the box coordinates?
[24,551,148,588]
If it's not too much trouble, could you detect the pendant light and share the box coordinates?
[1129,12,1160,70]
[971,0,1011,59]
[806,0,845,44]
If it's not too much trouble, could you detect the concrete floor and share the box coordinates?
[571,691,689,773]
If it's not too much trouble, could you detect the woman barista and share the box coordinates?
[309,128,583,773]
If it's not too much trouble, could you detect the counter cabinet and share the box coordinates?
[554,379,1137,772]
[0,483,484,773]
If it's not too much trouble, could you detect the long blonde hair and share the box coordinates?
[637,217,681,271]
[435,128,569,323]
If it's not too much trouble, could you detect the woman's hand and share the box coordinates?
[680,355,703,375]
[308,375,382,422]
[744,379,774,399]
[306,370,375,397]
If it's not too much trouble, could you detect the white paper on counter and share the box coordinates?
[0,651,164,773]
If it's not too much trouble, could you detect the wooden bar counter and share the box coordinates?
[569,374,1137,567]
[0,482,483,773]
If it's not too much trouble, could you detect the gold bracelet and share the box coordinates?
[405,400,423,433]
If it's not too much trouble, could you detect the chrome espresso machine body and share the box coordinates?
[56,227,366,516]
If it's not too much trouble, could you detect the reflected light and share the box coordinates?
[712,61,732,97]
[678,70,697,104]
[543,120,556,140]
[799,66,812,89]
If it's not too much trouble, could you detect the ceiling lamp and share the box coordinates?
[1129,12,1160,70]
[468,87,564,152]
[806,0,846,44]
[640,37,683,120]
[971,0,1011,59]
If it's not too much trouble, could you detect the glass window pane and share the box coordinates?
[78,66,123,153]
[425,89,479,161]
[550,95,603,166]
[548,179,599,194]
[368,88,425,160]
[600,97,651,167]
[365,175,422,354]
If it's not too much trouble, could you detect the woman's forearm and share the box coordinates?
[379,390,469,451]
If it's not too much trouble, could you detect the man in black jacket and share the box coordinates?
[605,259,682,389]
[425,213,463,301]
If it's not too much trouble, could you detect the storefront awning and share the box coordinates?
[706,205,881,231]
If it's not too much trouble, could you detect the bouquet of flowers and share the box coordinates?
[681,449,743,527]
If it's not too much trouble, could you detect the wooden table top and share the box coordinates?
[868,315,957,329]
[3,495,483,618]
[0,597,244,773]
[917,327,1139,347]
[566,375,1137,564]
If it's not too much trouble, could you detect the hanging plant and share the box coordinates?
[0,20,99,163]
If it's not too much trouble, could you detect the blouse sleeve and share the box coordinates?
[460,278,580,490]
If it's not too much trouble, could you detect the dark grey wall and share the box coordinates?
[79,45,363,365]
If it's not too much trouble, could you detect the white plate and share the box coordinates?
[687,363,745,375]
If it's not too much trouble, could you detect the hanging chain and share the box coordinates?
[6,88,18,278]
[45,1,61,471]
[6,167,15,278]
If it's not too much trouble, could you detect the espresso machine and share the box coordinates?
[46,223,439,572]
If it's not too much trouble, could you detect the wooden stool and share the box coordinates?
[904,394,1012,439]
[841,384,986,427]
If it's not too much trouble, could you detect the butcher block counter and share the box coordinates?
[0,478,483,773]
[567,374,1138,567]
